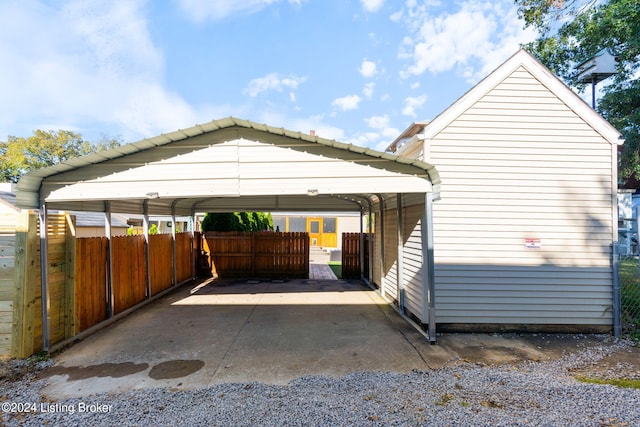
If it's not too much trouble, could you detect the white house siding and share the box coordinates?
[410,65,615,329]
[379,198,428,323]
[401,203,426,322]
[381,207,398,303]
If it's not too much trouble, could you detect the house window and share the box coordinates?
[289,217,306,232]
[323,218,336,233]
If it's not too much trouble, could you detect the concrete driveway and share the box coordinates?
[40,278,609,399]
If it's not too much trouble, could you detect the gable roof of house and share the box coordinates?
[17,117,440,216]
[387,49,623,152]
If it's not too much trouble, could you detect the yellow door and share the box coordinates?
[307,217,321,246]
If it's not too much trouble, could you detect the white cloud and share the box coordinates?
[363,82,375,99]
[332,95,362,111]
[360,0,385,13]
[255,111,346,141]
[402,95,427,117]
[178,0,304,22]
[398,1,536,82]
[0,0,216,141]
[359,60,378,78]
[243,73,307,97]
[365,115,389,129]
[390,10,403,22]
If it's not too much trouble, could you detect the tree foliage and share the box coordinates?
[0,130,122,183]
[516,0,640,182]
[201,212,274,232]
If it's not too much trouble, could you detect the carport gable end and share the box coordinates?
[16,119,439,216]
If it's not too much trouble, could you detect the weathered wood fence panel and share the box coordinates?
[342,233,371,280]
[75,237,108,332]
[175,232,193,283]
[111,235,146,314]
[204,232,309,278]
[149,234,173,296]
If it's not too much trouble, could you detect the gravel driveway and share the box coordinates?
[1,337,639,426]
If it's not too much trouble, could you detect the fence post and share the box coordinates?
[11,212,38,357]
[38,205,51,351]
[64,214,77,338]
[612,242,621,338]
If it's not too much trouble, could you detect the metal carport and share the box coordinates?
[16,117,441,348]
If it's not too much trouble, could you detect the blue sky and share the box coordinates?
[0,0,537,151]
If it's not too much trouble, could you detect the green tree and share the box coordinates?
[0,129,122,183]
[201,212,274,232]
[516,0,640,182]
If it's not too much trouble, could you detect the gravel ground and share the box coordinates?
[1,337,639,427]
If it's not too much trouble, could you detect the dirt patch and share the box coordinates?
[39,362,149,381]
[570,346,640,380]
[436,333,606,367]
[148,359,205,380]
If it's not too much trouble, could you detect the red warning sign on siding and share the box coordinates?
[524,238,541,249]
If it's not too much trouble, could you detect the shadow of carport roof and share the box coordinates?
[16,117,440,215]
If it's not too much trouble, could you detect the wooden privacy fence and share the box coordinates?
[203,232,309,278]
[0,210,24,356]
[10,211,198,357]
[342,233,371,279]
[112,235,146,315]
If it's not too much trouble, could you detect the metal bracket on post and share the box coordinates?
[39,204,51,351]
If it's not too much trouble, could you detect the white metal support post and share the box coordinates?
[422,193,437,343]
[367,200,374,283]
[171,202,177,286]
[396,194,405,312]
[377,195,386,298]
[143,200,151,299]
[360,209,365,280]
[104,201,114,318]
[39,204,51,351]
[191,210,197,279]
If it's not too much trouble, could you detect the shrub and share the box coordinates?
[201,212,273,232]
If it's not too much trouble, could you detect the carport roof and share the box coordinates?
[16,117,440,216]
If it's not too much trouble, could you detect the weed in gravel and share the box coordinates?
[576,376,640,389]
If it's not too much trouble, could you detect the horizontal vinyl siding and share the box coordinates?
[382,208,398,302]
[425,66,614,327]
[402,204,425,322]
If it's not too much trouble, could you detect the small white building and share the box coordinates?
[271,212,362,249]
[386,49,622,332]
